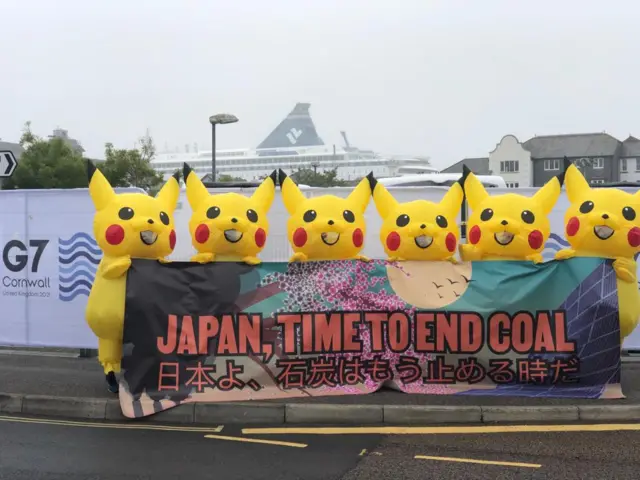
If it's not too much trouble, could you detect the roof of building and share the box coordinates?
[0,140,24,158]
[622,136,640,157]
[522,133,620,158]
[441,157,490,175]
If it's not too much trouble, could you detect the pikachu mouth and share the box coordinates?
[140,230,158,246]
[494,231,515,246]
[321,232,340,246]
[594,225,614,240]
[414,235,434,249]
[224,229,243,243]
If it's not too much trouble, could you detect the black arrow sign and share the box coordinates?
[0,151,17,177]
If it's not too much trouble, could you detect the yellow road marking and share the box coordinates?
[243,423,640,436]
[0,415,223,433]
[415,455,541,469]
[204,434,307,448]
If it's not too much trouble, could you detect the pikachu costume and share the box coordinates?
[368,173,464,261]
[183,163,277,265]
[460,165,563,263]
[555,162,640,340]
[85,161,180,392]
[279,169,371,262]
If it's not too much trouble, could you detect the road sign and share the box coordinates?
[0,150,17,177]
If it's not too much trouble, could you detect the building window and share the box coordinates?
[593,157,604,169]
[621,158,628,172]
[500,160,519,173]
[590,179,605,185]
[544,159,560,171]
[506,182,519,188]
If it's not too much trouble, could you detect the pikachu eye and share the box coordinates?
[521,210,535,224]
[118,207,134,220]
[207,206,221,219]
[159,211,170,226]
[343,210,355,223]
[396,214,410,227]
[623,206,636,221]
[247,209,259,223]
[435,215,448,228]
[579,201,594,214]
[303,210,317,222]
[480,209,493,221]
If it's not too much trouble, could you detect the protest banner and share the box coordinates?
[119,257,622,418]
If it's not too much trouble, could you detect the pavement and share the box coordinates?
[2,352,640,425]
[2,416,640,479]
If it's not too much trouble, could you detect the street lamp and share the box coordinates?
[209,113,239,182]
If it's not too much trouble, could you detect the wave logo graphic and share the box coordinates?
[58,232,102,302]
[541,233,570,262]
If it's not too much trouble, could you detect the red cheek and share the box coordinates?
[105,225,125,245]
[445,233,456,252]
[386,231,401,251]
[169,230,176,250]
[468,225,481,245]
[528,230,543,250]
[195,224,210,244]
[293,228,307,247]
[566,217,580,237]
[255,228,266,248]
[353,228,364,248]
[628,227,640,248]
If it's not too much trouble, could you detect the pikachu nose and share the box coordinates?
[602,214,609,219]
[328,220,334,225]
[501,220,508,226]
[147,219,154,224]
[231,218,238,223]
[420,224,426,229]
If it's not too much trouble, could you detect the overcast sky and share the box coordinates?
[2,0,639,169]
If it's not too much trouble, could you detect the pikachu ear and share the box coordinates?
[533,175,561,215]
[183,163,209,211]
[251,170,277,212]
[564,162,591,204]
[279,169,306,215]
[368,172,398,218]
[347,175,372,214]
[87,160,115,211]
[461,165,488,211]
[155,171,181,214]
[440,182,464,216]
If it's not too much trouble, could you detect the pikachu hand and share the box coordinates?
[101,256,131,279]
[158,257,171,264]
[289,252,309,263]
[525,253,545,264]
[613,257,637,283]
[242,256,262,266]
[356,255,371,262]
[459,244,481,262]
[387,256,405,262]
[446,256,459,264]
[554,248,576,261]
[191,252,216,264]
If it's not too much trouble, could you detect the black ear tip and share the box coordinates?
[172,170,181,182]
[183,162,192,180]
[87,159,96,181]
[269,169,278,185]
[366,171,377,190]
[278,169,288,183]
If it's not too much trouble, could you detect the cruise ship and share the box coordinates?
[151,103,435,181]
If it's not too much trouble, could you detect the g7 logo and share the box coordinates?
[2,240,49,273]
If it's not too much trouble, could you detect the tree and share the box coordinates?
[218,174,247,182]
[290,167,346,187]
[2,122,87,189]
[100,130,165,192]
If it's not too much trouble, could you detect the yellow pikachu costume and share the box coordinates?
[368,173,464,261]
[555,163,640,340]
[183,163,277,265]
[460,165,563,263]
[85,161,180,393]
[279,169,371,262]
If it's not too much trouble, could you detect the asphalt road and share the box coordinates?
[2,416,640,479]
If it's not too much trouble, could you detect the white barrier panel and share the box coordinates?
[1,185,639,349]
